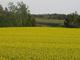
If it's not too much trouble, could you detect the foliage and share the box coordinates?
[64,11,80,27]
[32,14,66,20]
[0,2,35,27]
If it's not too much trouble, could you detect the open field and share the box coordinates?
[36,18,64,24]
[0,27,80,60]
[35,18,64,27]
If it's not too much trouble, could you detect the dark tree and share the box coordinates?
[0,2,35,27]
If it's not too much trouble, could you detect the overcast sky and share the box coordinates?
[0,0,80,14]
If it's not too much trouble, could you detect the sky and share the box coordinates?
[0,0,80,14]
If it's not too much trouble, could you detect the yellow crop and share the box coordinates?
[0,27,80,60]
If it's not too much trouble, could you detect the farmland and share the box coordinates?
[35,18,64,27]
[0,27,80,60]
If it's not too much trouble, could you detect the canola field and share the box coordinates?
[0,27,80,60]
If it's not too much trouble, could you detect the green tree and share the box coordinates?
[0,4,5,27]
[8,2,35,26]
[65,11,80,27]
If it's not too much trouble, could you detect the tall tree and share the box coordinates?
[8,2,35,26]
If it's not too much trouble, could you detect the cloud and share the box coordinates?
[0,0,80,14]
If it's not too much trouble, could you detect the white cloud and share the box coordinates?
[0,0,80,14]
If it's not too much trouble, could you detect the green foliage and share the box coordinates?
[0,2,35,27]
[65,11,80,27]
[33,14,66,20]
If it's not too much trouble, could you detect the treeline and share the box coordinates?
[0,2,35,27]
[64,12,80,27]
[0,1,80,27]
[32,12,80,27]
[32,14,66,20]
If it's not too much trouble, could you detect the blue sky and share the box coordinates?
[0,0,80,14]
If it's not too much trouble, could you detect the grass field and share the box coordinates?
[0,27,80,60]
[36,18,64,23]
[35,18,64,26]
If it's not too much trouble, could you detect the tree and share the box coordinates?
[0,2,35,27]
[64,11,80,27]
[8,2,35,26]
[17,2,35,26]
[0,4,5,27]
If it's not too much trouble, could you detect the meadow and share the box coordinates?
[35,18,64,27]
[0,27,80,60]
